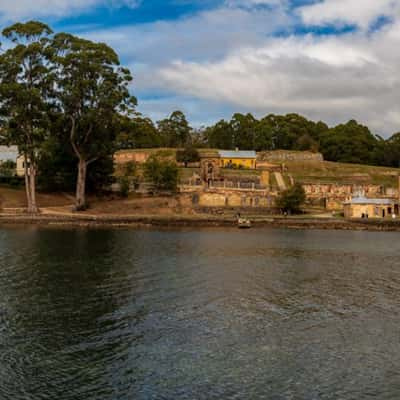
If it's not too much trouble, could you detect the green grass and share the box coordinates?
[284,160,400,187]
[179,168,201,181]
[221,168,261,177]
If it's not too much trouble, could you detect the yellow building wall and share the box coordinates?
[220,158,255,169]
[16,155,25,177]
[344,203,398,219]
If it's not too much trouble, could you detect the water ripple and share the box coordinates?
[0,227,400,399]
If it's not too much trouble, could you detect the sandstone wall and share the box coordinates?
[115,151,151,164]
[183,190,276,209]
[258,150,324,163]
[303,183,398,211]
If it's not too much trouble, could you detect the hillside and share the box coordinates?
[282,160,400,187]
[115,148,400,188]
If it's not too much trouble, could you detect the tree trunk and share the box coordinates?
[24,155,39,214]
[28,165,38,214]
[24,159,31,209]
[75,159,87,211]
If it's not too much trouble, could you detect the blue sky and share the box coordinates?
[1,0,400,135]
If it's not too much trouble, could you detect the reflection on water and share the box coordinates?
[0,227,400,399]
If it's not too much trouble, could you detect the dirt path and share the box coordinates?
[274,172,287,190]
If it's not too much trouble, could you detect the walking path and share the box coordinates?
[274,172,287,190]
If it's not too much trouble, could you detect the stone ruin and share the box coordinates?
[258,150,324,163]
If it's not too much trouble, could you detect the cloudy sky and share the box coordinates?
[1,0,400,135]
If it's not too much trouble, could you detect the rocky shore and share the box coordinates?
[1,213,400,231]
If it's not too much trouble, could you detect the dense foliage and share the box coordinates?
[143,156,179,192]
[176,146,200,167]
[276,183,306,214]
[0,21,54,213]
[116,111,400,168]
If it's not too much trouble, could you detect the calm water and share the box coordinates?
[0,227,400,399]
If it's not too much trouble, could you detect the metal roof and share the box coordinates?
[218,150,256,159]
[0,145,18,162]
[344,197,395,205]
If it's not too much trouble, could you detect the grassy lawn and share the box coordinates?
[284,160,400,187]
[221,168,261,177]
[0,186,72,208]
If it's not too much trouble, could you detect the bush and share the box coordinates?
[124,161,137,176]
[0,160,16,177]
[119,177,130,197]
[276,183,306,214]
[176,147,200,167]
[144,156,179,192]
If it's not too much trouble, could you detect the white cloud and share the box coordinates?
[152,22,400,135]
[0,0,140,20]
[43,0,400,134]
[83,5,291,65]
[226,0,287,7]
[298,0,399,29]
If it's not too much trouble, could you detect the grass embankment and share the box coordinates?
[282,160,400,187]
[0,186,72,208]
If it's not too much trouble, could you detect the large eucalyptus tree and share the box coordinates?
[0,21,54,213]
[52,33,136,210]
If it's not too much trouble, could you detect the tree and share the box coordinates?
[0,160,16,177]
[276,183,306,214]
[295,133,319,152]
[157,111,191,147]
[381,133,400,168]
[176,146,200,167]
[204,119,234,149]
[116,114,161,149]
[319,120,379,165]
[254,117,274,151]
[52,33,136,210]
[143,156,179,192]
[0,21,54,213]
[230,113,257,150]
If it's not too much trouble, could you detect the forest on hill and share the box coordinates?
[115,111,400,169]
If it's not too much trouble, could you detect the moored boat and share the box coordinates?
[238,217,251,229]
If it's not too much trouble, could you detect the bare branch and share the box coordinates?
[69,115,81,160]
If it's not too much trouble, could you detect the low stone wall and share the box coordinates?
[183,190,276,209]
[303,183,398,211]
[258,150,324,163]
[115,151,151,164]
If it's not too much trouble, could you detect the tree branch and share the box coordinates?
[69,115,81,160]
[87,156,98,165]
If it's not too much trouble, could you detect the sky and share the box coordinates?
[1,0,400,136]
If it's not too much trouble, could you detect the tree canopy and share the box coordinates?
[52,32,136,210]
[0,21,55,213]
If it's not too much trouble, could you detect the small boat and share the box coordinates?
[238,217,252,229]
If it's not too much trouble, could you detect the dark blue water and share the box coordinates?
[0,227,400,399]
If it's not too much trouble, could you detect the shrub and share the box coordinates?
[144,156,179,192]
[176,147,200,167]
[0,160,16,177]
[276,183,306,214]
[124,161,137,176]
[119,177,130,197]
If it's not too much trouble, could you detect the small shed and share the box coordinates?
[343,196,399,219]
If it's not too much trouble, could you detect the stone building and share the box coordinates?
[0,146,25,177]
[343,197,399,219]
[218,150,257,169]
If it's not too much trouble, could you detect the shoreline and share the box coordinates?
[1,213,400,231]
